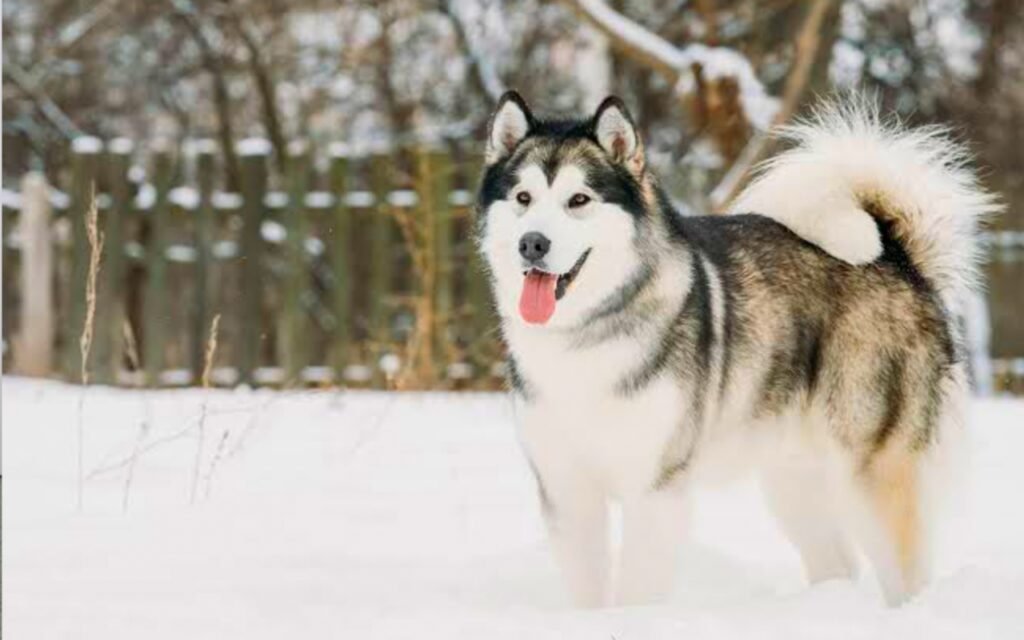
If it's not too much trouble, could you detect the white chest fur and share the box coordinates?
[507,325,685,498]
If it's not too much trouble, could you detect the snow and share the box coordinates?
[327,142,352,159]
[304,191,336,209]
[576,23,612,109]
[913,0,982,80]
[830,39,867,87]
[211,191,243,210]
[211,240,238,259]
[343,191,376,208]
[165,244,198,264]
[448,189,474,206]
[673,44,780,130]
[236,137,273,157]
[573,0,778,129]
[387,189,419,207]
[71,135,103,154]
[287,139,310,157]
[305,237,325,257]
[49,189,71,210]
[264,191,289,209]
[108,137,134,155]
[574,0,687,77]
[447,0,505,102]
[964,289,993,395]
[184,138,218,156]
[134,183,156,210]
[168,186,200,210]
[260,220,287,243]
[4,377,1024,639]
[1,187,23,210]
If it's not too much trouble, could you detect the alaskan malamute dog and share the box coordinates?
[476,91,997,607]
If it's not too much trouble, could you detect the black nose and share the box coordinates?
[518,232,551,262]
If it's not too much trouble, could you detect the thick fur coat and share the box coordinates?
[475,92,998,607]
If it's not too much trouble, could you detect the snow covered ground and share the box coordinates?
[3,377,1024,639]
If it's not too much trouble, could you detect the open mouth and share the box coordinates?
[519,249,591,325]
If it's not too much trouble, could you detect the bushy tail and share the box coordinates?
[731,97,1000,310]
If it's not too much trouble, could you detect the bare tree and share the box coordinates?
[710,0,836,210]
[221,2,288,170]
[168,0,241,190]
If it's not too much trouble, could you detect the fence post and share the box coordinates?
[328,148,353,382]
[462,151,495,365]
[143,143,174,386]
[14,172,54,376]
[237,139,271,386]
[426,149,453,374]
[368,152,393,383]
[191,140,217,382]
[94,139,132,384]
[64,136,102,380]
[280,142,312,385]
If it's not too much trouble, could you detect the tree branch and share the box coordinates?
[437,0,504,104]
[562,0,685,81]
[561,0,779,160]
[710,0,834,211]
[2,60,83,139]
[169,0,241,190]
[223,7,288,172]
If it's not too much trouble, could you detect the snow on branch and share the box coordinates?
[565,0,777,129]
[710,0,836,210]
[566,0,683,79]
[674,45,779,130]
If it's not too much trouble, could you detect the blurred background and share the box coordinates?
[1,0,1021,392]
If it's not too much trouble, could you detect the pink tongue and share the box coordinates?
[519,272,558,324]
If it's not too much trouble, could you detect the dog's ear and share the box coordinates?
[593,96,644,175]
[486,90,534,165]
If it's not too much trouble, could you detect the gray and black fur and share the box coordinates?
[476,91,994,607]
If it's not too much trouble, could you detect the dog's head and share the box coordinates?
[477,91,653,328]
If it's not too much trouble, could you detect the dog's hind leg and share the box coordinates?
[760,451,857,584]
[615,489,689,605]
[846,446,928,606]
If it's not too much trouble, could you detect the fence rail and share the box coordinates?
[3,137,1024,393]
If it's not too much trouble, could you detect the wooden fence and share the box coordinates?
[2,136,1024,392]
[2,137,499,389]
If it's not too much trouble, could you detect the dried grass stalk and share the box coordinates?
[79,187,104,386]
[191,313,221,503]
[122,319,141,372]
[201,314,221,389]
[77,187,103,511]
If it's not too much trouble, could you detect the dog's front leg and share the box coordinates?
[539,472,610,608]
[615,489,689,605]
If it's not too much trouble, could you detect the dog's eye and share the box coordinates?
[568,193,591,208]
[515,191,532,206]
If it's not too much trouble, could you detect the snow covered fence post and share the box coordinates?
[190,140,218,383]
[93,138,133,384]
[14,172,55,377]
[143,142,175,387]
[368,152,394,386]
[63,136,102,380]
[328,145,354,381]
[280,141,313,385]
[237,138,271,386]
